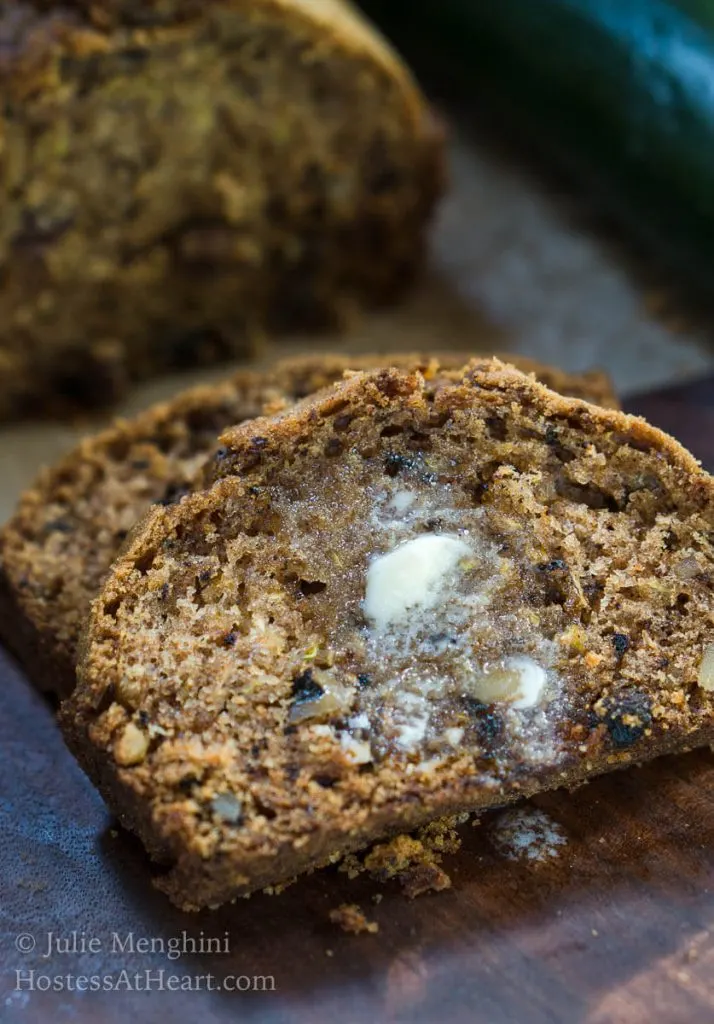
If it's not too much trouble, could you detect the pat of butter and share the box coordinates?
[363,534,471,631]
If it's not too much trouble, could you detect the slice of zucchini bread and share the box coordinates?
[63,362,714,910]
[0,353,616,698]
[0,0,442,419]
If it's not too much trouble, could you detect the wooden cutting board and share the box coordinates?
[1,376,714,1024]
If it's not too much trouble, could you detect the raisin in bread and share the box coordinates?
[0,353,616,697]
[63,361,713,910]
[0,0,442,419]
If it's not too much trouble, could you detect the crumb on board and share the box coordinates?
[329,903,379,935]
[400,861,452,899]
[339,813,468,897]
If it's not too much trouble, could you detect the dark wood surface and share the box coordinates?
[2,377,714,1024]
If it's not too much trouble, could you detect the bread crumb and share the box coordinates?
[339,814,466,897]
[401,861,452,899]
[363,834,426,879]
[329,903,379,935]
[339,853,364,880]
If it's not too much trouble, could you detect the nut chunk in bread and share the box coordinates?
[0,0,442,418]
[64,362,714,910]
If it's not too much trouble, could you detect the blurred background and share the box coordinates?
[3,0,714,517]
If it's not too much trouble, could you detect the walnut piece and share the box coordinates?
[114,722,149,766]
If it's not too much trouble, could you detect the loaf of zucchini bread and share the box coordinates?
[62,361,714,910]
[0,0,442,418]
[0,352,616,697]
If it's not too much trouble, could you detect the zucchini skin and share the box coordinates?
[362,0,714,291]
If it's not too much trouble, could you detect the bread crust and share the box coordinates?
[64,361,714,910]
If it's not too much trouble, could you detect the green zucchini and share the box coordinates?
[361,0,714,294]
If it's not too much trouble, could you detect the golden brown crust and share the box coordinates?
[0,0,442,418]
[0,2,423,107]
[0,351,616,698]
[64,361,713,910]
